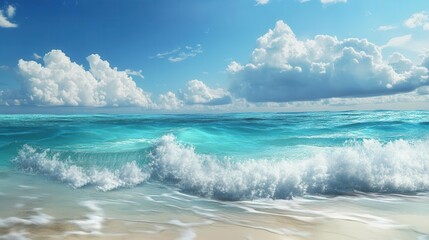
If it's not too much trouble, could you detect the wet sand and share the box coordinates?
[1,193,428,240]
[1,176,428,240]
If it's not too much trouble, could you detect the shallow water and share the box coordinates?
[1,111,428,239]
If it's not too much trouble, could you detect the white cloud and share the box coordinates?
[169,45,203,62]
[388,52,414,73]
[18,49,153,107]
[33,53,42,60]
[0,89,24,106]
[0,5,17,28]
[155,44,203,63]
[125,69,144,79]
[7,5,15,17]
[226,61,244,73]
[404,12,429,30]
[320,0,347,4]
[229,20,429,103]
[155,48,180,59]
[157,91,184,110]
[181,80,232,105]
[376,25,397,32]
[255,0,269,5]
[155,80,232,110]
[382,34,412,48]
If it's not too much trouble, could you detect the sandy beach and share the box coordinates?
[1,178,428,240]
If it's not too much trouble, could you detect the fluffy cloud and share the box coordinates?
[180,80,232,105]
[157,91,184,110]
[0,5,17,28]
[155,44,203,63]
[156,80,231,110]
[404,12,429,30]
[229,21,429,102]
[18,50,152,107]
[226,61,244,73]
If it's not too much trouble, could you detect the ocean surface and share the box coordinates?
[1,111,428,239]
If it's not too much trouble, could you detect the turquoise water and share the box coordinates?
[1,111,429,198]
[1,111,429,239]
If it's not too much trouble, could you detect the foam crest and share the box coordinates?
[13,145,148,191]
[12,135,429,199]
[149,135,429,200]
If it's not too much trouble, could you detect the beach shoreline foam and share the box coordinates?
[0,174,428,240]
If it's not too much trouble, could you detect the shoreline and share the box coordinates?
[1,184,428,240]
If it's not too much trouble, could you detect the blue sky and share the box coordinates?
[1,0,429,112]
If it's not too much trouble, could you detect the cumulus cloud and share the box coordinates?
[155,80,231,110]
[18,50,152,107]
[180,80,232,105]
[0,5,17,28]
[157,91,184,110]
[226,61,244,73]
[320,0,347,4]
[229,20,429,102]
[155,44,203,63]
[404,12,429,30]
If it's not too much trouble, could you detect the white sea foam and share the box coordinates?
[0,209,53,228]
[149,134,429,200]
[13,145,149,191]
[176,228,197,240]
[168,219,214,228]
[13,135,429,199]
[69,201,104,234]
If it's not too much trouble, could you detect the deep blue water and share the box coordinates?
[1,111,429,200]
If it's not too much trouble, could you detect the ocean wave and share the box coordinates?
[149,135,429,200]
[13,134,429,200]
[13,145,148,191]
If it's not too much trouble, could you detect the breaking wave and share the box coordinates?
[13,145,148,191]
[13,134,429,200]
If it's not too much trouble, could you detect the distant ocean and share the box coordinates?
[1,111,428,239]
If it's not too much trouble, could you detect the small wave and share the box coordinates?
[13,145,148,191]
[13,135,429,200]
